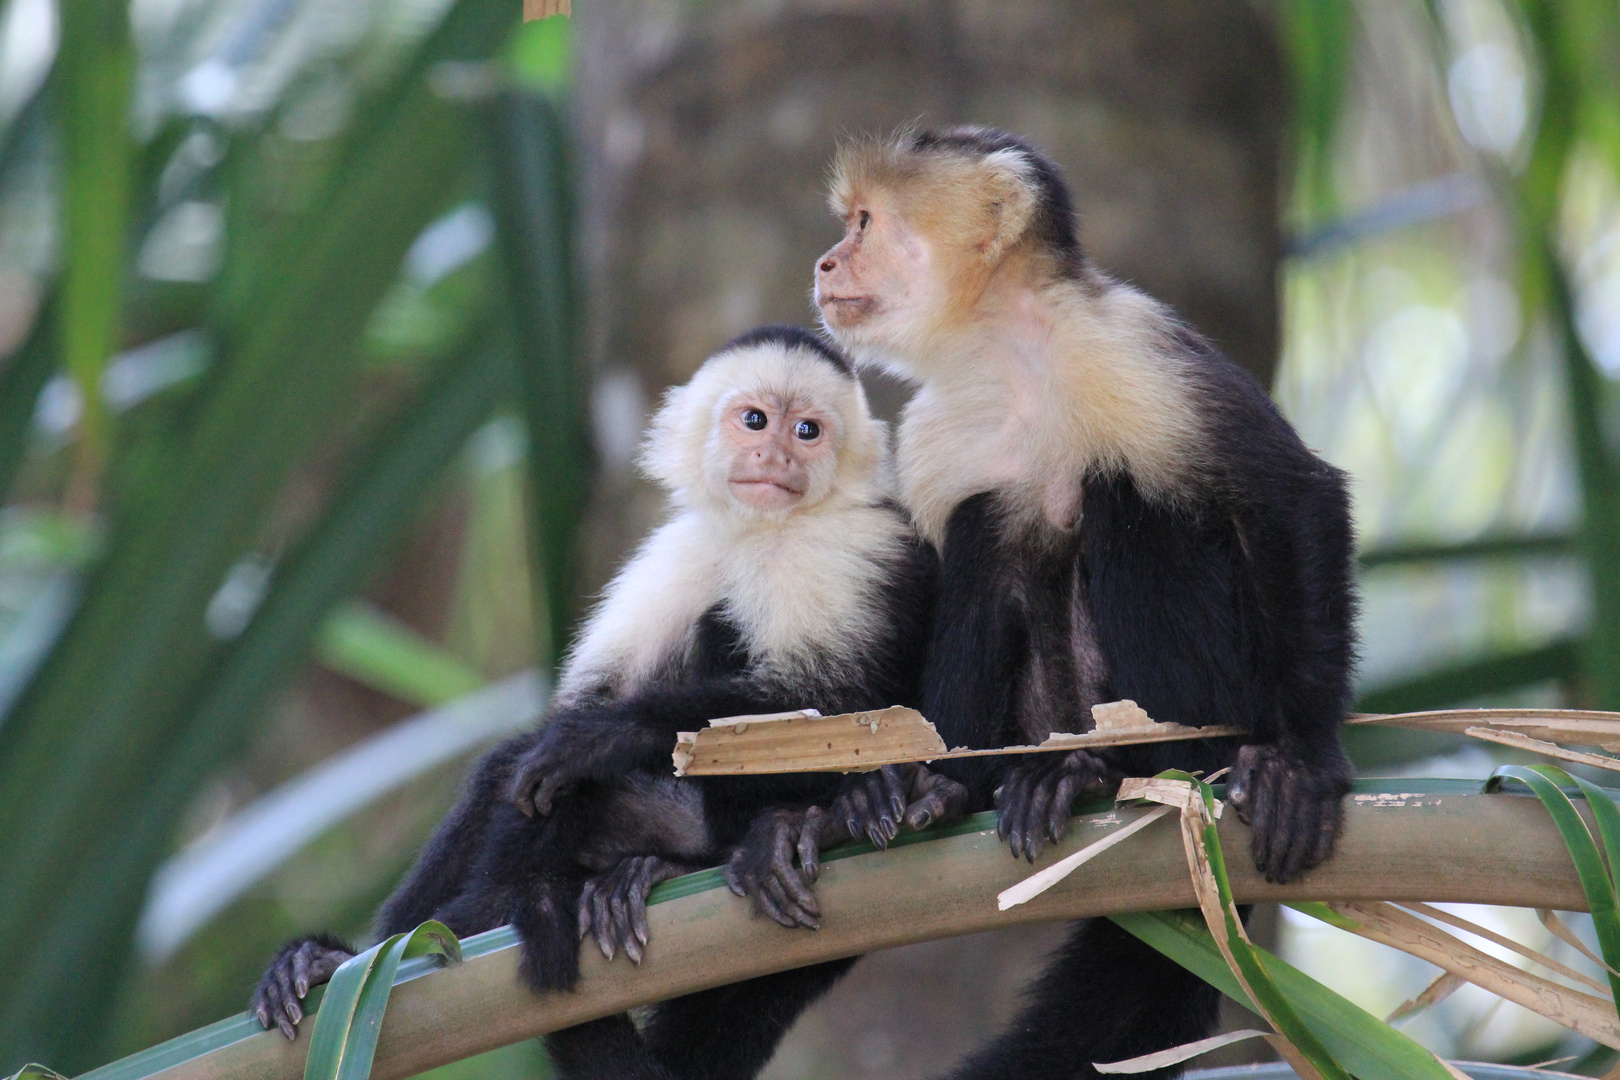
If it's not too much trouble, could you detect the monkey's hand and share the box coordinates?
[901,763,971,830]
[1226,743,1353,884]
[509,716,595,816]
[994,750,1122,861]
[577,855,694,965]
[250,934,354,1040]
[725,807,846,930]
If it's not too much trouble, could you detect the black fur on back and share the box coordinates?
[911,126,1084,279]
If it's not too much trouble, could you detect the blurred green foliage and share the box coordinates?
[0,0,583,1071]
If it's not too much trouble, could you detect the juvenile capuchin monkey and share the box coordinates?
[251,326,965,1080]
[811,128,1358,1079]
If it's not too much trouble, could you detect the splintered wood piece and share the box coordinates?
[673,707,946,776]
[671,700,1238,777]
[523,0,569,20]
[1350,708,1620,751]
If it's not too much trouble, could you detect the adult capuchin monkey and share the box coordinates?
[811,128,1357,1079]
[251,326,966,1080]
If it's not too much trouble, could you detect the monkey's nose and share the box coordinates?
[819,257,837,273]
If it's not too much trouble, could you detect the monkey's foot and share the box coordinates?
[725,807,838,930]
[1226,743,1353,884]
[994,750,1122,861]
[250,934,354,1040]
[578,856,691,965]
[901,763,970,830]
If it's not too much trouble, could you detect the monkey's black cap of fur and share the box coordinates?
[719,325,855,378]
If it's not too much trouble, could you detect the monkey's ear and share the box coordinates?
[978,149,1037,265]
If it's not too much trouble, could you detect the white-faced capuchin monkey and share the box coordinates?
[251,326,966,1080]
[813,128,1358,1079]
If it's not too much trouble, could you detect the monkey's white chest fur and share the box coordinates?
[895,290,1209,548]
[558,501,907,702]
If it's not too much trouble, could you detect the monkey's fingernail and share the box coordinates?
[295,978,308,997]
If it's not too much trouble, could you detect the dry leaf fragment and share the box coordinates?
[523,0,569,19]
[1386,971,1466,1023]
[1329,902,1620,1048]
[1094,1029,1271,1074]
[997,805,1174,910]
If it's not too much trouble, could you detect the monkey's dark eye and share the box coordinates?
[795,419,821,441]
[859,210,871,230]
[742,409,767,431]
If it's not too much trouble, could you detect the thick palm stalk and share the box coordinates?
[80,784,1597,1080]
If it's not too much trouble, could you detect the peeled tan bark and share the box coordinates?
[140,787,1592,1080]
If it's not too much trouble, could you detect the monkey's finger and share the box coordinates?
[1048,772,1080,844]
[277,1008,297,1042]
[760,873,816,929]
[799,807,826,881]
[534,775,563,817]
[1248,768,1281,880]
[882,765,908,821]
[629,879,653,950]
[845,784,873,841]
[291,948,312,999]
[723,858,750,898]
[1026,775,1055,850]
[775,859,821,921]
[997,773,1029,853]
[593,890,616,960]
[608,880,636,961]
[761,836,819,915]
[577,880,598,939]
[273,962,299,1023]
[904,791,943,830]
[509,768,538,817]
[617,886,644,966]
[753,884,798,929]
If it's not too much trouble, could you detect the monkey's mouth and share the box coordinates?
[729,478,806,503]
[819,295,874,316]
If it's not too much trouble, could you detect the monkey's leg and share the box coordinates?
[939,918,1219,1080]
[641,959,859,1080]
[545,1015,677,1080]
[542,961,856,1080]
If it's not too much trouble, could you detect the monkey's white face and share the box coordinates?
[814,193,938,356]
[717,394,838,513]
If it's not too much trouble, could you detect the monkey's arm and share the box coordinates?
[510,678,818,816]
[918,494,1026,800]
[1221,451,1357,882]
